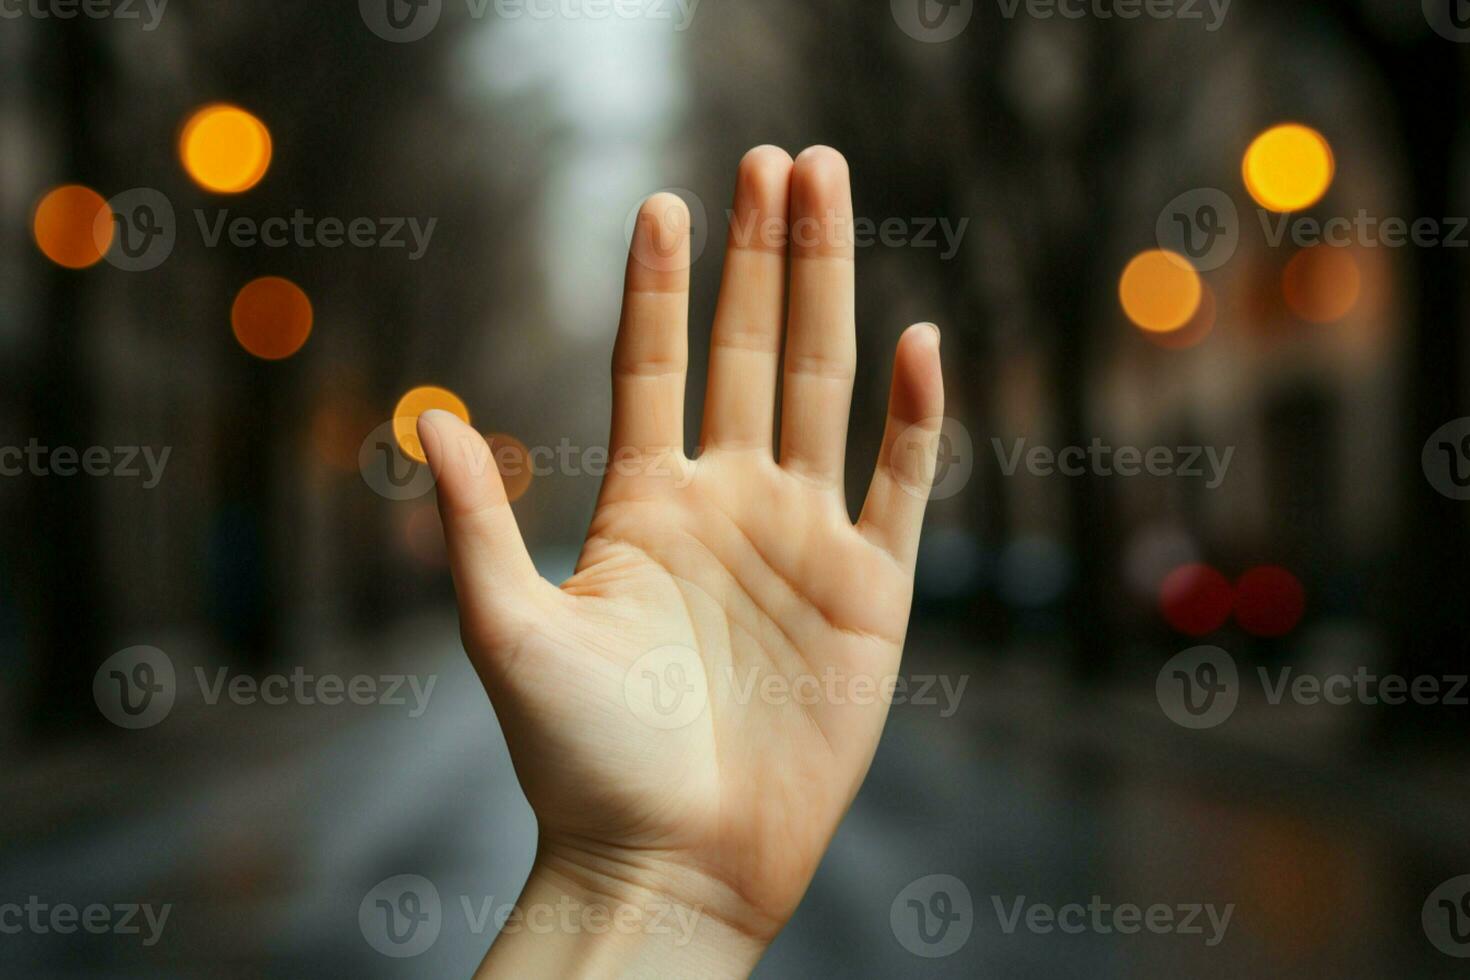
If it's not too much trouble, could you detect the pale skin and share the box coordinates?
[417,145,945,978]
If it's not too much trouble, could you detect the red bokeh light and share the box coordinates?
[1159,563,1234,636]
[1233,565,1305,637]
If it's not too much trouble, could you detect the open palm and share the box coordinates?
[419,146,944,951]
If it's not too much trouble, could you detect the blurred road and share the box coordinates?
[3,616,1468,978]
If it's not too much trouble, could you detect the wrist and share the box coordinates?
[475,840,774,979]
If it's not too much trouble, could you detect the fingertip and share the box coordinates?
[789,146,853,257]
[630,192,693,279]
[791,146,850,203]
[793,144,849,180]
[637,192,691,244]
[892,323,944,423]
[732,147,794,246]
[741,143,795,172]
[418,408,491,489]
[417,407,458,460]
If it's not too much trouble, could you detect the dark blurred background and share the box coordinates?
[4,0,1470,976]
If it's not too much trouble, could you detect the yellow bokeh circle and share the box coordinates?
[1119,249,1202,334]
[1242,124,1334,213]
[394,386,470,464]
[180,105,273,194]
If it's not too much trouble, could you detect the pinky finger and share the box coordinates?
[857,323,945,565]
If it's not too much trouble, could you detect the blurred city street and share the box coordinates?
[6,613,1468,977]
[6,1,1470,975]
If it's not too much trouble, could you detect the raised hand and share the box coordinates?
[419,145,944,977]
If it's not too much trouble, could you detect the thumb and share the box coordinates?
[418,409,545,651]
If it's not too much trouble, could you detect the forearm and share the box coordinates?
[474,851,771,979]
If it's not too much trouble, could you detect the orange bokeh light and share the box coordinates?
[489,433,533,503]
[180,105,272,194]
[1119,249,1202,334]
[33,185,112,269]
[1243,124,1334,213]
[231,276,313,360]
[1282,246,1361,323]
[1145,282,1217,350]
[393,386,470,464]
